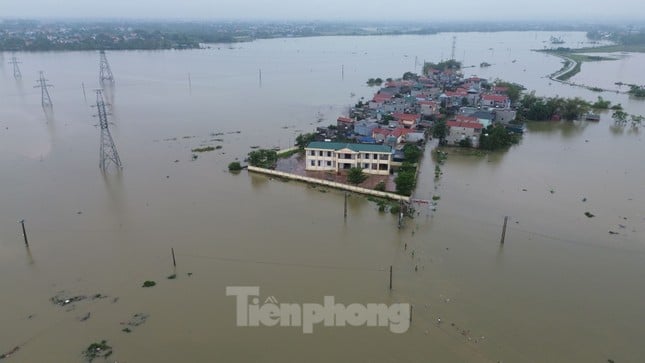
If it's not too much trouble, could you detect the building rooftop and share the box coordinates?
[307,141,391,153]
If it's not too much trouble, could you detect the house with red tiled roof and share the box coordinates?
[337,116,354,134]
[372,127,414,145]
[393,113,420,128]
[481,94,510,108]
[445,120,483,147]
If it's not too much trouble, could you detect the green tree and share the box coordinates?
[347,167,367,185]
[479,124,520,151]
[612,110,628,125]
[591,96,611,109]
[248,149,278,169]
[402,144,421,163]
[432,119,449,143]
[295,133,316,149]
[395,171,416,196]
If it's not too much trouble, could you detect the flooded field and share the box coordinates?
[1,32,644,362]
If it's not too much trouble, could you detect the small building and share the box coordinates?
[337,116,354,134]
[305,142,392,175]
[420,100,439,117]
[481,94,510,108]
[393,113,420,128]
[445,120,483,147]
[354,120,379,137]
[494,109,517,124]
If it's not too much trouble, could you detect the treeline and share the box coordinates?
[0,31,201,51]
[517,93,620,121]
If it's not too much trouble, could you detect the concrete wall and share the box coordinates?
[247,166,409,202]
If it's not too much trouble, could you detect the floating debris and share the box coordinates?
[609,231,619,235]
[121,313,149,328]
[191,146,215,153]
[122,327,132,333]
[167,274,177,280]
[584,212,595,218]
[51,292,87,307]
[82,340,112,362]
[78,312,91,322]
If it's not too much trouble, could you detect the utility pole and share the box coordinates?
[93,90,122,172]
[34,71,53,109]
[500,216,509,244]
[19,219,28,246]
[9,57,22,79]
[99,50,114,85]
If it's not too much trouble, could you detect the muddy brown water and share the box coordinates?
[1,32,644,362]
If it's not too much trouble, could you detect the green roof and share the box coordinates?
[306,141,391,153]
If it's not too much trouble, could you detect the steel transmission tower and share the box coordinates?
[34,71,54,109]
[451,36,456,61]
[99,50,114,85]
[9,57,22,79]
[94,90,122,172]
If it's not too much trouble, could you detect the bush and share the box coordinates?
[228,162,242,171]
[458,138,472,148]
[347,167,367,185]
[374,181,386,191]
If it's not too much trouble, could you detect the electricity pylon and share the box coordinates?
[9,57,22,79]
[94,90,122,172]
[99,50,114,85]
[34,71,53,109]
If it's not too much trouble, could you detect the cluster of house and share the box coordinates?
[305,68,518,174]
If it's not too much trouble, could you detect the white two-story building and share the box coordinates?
[305,142,392,175]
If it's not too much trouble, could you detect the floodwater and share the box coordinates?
[0,32,644,362]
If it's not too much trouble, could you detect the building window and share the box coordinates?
[344,154,352,159]
[379,164,388,170]
[326,161,331,166]
[365,153,370,159]
[310,150,315,156]
[379,154,389,160]
[327,151,332,157]
[310,160,315,166]
[371,164,377,170]
[364,163,369,168]
[373,153,378,159]
[319,151,323,156]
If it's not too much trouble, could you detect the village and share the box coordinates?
[239,60,524,200]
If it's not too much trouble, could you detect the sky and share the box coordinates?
[1,0,644,22]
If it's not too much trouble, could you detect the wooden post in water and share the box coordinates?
[344,192,348,219]
[171,248,177,267]
[409,305,413,324]
[19,219,28,246]
[341,64,344,80]
[500,216,509,244]
[188,73,192,94]
[389,265,393,290]
[398,200,403,229]
[259,68,262,87]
